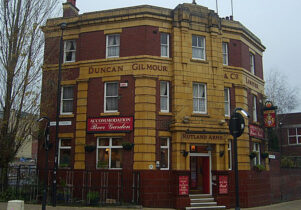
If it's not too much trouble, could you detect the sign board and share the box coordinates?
[50,121,72,126]
[219,175,228,194]
[264,110,276,128]
[269,154,276,159]
[249,124,264,139]
[87,116,133,132]
[179,176,189,195]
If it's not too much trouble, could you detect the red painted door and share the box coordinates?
[190,156,210,194]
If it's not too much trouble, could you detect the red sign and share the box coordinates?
[264,110,276,128]
[87,117,133,132]
[219,175,228,194]
[249,124,264,139]
[179,176,189,195]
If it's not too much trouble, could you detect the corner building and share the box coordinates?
[39,1,269,208]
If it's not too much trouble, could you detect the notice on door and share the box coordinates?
[179,176,189,195]
[219,175,228,194]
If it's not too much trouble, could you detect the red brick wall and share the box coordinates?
[255,53,263,79]
[44,37,60,65]
[121,26,160,57]
[79,31,105,61]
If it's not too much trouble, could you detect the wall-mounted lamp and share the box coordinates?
[219,119,226,125]
[181,150,189,157]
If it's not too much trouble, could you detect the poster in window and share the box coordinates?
[219,175,228,194]
[179,176,189,195]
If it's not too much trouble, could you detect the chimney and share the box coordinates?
[63,0,79,18]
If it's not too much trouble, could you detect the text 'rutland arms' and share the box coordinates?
[88,63,168,74]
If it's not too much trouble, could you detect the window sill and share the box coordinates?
[59,114,74,118]
[101,112,120,116]
[190,58,209,64]
[159,112,172,116]
[192,113,210,118]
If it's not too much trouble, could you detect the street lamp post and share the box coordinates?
[37,117,50,210]
[229,108,249,210]
[52,22,67,207]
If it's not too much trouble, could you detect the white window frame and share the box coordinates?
[192,35,206,60]
[106,34,120,58]
[253,95,257,122]
[288,128,301,145]
[250,53,255,74]
[58,139,72,167]
[160,81,170,112]
[60,86,74,115]
[160,137,170,170]
[64,40,76,63]
[160,33,169,57]
[224,88,230,117]
[193,83,207,114]
[228,140,232,170]
[253,142,261,165]
[96,137,123,169]
[222,42,229,65]
[104,82,118,113]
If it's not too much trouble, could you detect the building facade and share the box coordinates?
[39,1,269,208]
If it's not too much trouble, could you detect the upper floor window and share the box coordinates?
[104,82,118,113]
[222,42,229,65]
[252,95,257,122]
[106,34,120,58]
[61,86,74,115]
[224,88,230,117]
[193,83,207,114]
[58,139,72,168]
[250,53,255,74]
[97,137,123,169]
[192,35,206,60]
[288,128,301,145]
[160,137,170,170]
[161,33,169,57]
[160,81,169,112]
[64,40,76,63]
[253,142,260,165]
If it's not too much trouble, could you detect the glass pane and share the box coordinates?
[193,98,198,112]
[161,46,168,57]
[111,148,122,168]
[66,52,74,61]
[193,84,198,97]
[59,149,71,167]
[99,138,109,146]
[161,33,167,44]
[63,100,73,113]
[160,148,168,168]
[289,137,297,144]
[224,89,229,101]
[192,35,197,47]
[97,149,109,169]
[160,138,167,147]
[106,83,118,96]
[199,98,205,112]
[298,128,301,135]
[197,36,204,47]
[192,48,201,59]
[106,97,118,111]
[61,139,71,147]
[160,97,167,111]
[289,128,296,136]
[112,138,122,146]
[224,102,229,116]
[63,87,73,99]
[160,81,167,95]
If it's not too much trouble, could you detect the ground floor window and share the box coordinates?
[253,142,261,165]
[160,137,170,170]
[97,137,123,169]
[59,139,72,168]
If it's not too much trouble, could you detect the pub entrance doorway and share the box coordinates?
[190,153,211,194]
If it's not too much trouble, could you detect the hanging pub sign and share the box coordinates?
[87,116,134,132]
[263,101,277,128]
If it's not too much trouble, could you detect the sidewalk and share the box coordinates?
[229,199,301,210]
[1,200,301,210]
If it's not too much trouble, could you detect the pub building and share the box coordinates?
[38,0,269,209]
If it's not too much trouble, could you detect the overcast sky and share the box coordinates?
[65,0,301,112]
